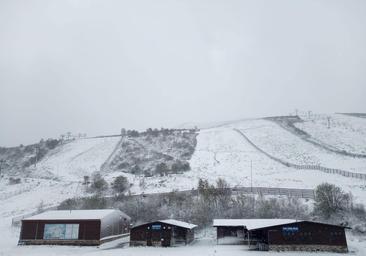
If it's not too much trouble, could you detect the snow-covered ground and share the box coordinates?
[113,125,366,205]
[1,115,366,255]
[3,116,366,206]
[1,227,365,256]
[34,137,121,180]
[295,114,366,155]
[1,137,120,217]
[0,137,122,256]
[1,118,366,210]
[229,119,366,174]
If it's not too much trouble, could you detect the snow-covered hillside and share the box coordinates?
[3,116,366,217]
[1,114,366,255]
[34,137,121,180]
[2,115,366,216]
[101,121,366,206]
[106,130,197,176]
[231,119,366,173]
[0,137,123,255]
[295,113,366,155]
[190,125,366,203]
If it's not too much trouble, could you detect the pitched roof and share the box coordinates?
[213,219,351,230]
[23,209,124,221]
[159,219,197,229]
[132,219,197,230]
[213,219,299,230]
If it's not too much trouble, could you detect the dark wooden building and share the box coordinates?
[18,209,131,246]
[130,219,197,247]
[213,219,247,244]
[214,219,350,253]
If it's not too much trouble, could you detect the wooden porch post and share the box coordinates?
[247,231,250,248]
[35,222,39,240]
[216,228,218,245]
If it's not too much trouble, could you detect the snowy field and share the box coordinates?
[295,114,366,155]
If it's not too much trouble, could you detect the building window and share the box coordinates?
[43,224,79,240]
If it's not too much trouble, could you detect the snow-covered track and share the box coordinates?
[100,136,124,172]
[266,116,366,159]
[339,113,366,119]
[233,129,366,181]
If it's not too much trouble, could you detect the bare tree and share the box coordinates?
[314,183,351,218]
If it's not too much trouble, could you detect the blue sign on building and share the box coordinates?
[282,226,299,232]
[151,224,162,230]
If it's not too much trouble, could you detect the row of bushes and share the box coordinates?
[121,128,198,138]
[82,173,130,195]
[118,160,191,177]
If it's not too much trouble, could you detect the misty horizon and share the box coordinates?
[1,0,365,147]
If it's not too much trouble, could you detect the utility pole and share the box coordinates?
[0,159,5,177]
[250,160,253,193]
[34,146,38,168]
[250,160,255,217]
[327,116,331,129]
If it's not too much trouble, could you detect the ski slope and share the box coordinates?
[2,117,366,214]
[1,115,366,255]
[34,137,121,180]
[295,114,366,155]
[189,125,366,203]
[230,119,366,174]
[108,123,366,206]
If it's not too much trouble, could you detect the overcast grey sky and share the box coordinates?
[0,0,365,147]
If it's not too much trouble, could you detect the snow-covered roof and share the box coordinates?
[159,219,197,229]
[24,209,123,221]
[213,219,300,230]
[132,219,197,229]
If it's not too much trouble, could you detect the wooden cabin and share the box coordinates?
[18,209,131,246]
[130,219,197,247]
[214,219,350,253]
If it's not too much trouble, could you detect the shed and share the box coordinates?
[130,219,197,247]
[18,209,131,246]
[213,219,350,252]
[213,219,298,244]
